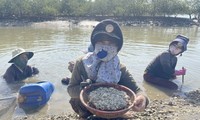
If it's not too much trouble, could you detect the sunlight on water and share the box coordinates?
[0,25,200,118]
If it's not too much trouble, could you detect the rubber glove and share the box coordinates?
[175,67,186,76]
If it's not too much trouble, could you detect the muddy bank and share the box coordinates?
[13,89,200,120]
[0,16,198,27]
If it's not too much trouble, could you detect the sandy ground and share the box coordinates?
[12,89,200,120]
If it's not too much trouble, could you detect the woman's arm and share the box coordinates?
[67,58,85,98]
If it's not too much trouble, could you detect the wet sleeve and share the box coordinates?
[3,67,15,83]
[67,59,84,98]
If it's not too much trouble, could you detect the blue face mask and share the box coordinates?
[97,49,108,59]
[95,43,118,62]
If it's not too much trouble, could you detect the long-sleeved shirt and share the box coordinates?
[3,64,39,83]
[145,50,177,80]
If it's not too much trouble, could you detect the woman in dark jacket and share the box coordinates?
[68,19,149,120]
[3,48,39,83]
[143,35,189,90]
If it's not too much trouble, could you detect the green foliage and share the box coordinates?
[193,0,200,13]
[0,0,199,18]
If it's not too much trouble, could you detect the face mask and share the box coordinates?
[95,43,118,62]
[14,54,28,69]
[169,45,182,55]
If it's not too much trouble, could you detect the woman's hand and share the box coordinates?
[132,94,147,112]
[175,67,186,76]
[32,67,39,75]
[68,61,75,73]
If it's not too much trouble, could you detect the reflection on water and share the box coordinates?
[0,25,200,118]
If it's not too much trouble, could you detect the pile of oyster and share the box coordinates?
[88,87,131,111]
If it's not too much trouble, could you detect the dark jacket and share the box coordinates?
[145,50,177,79]
[3,64,39,83]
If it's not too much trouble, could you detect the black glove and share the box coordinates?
[61,77,70,85]
[80,79,92,89]
[32,67,39,75]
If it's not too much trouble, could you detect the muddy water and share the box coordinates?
[0,23,200,119]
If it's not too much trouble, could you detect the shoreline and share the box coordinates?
[12,89,200,120]
[0,16,199,27]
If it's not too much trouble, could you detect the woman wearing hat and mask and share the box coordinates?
[3,48,39,83]
[67,19,149,120]
[143,35,189,90]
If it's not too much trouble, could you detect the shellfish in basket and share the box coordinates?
[80,83,136,119]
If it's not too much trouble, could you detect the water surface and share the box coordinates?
[0,24,200,118]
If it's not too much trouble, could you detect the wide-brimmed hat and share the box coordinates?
[8,48,34,63]
[169,35,189,53]
[91,19,123,51]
